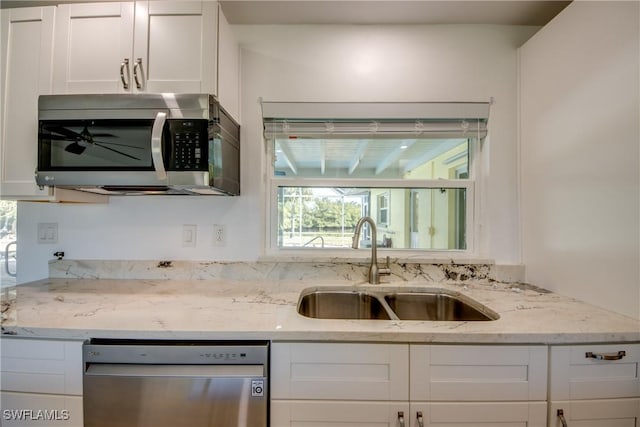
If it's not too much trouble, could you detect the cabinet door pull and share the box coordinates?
[416,411,424,427]
[133,58,143,89]
[585,350,626,361]
[397,411,405,427]
[557,409,568,427]
[120,58,130,89]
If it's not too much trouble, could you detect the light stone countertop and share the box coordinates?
[2,276,639,344]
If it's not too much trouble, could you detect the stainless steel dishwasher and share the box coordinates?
[83,339,268,427]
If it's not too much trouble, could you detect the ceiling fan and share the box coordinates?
[42,124,142,161]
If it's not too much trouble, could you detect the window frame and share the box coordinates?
[264,138,481,258]
[260,99,484,262]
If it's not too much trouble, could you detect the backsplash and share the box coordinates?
[49,260,524,284]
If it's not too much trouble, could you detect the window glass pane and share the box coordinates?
[0,201,17,287]
[273,138,468,179]
[277,187,466,250]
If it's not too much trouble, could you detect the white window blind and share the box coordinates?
[262,101,489,139]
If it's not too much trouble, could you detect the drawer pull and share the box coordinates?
[397,411,405,427]
[585,350,626,361]
[416,411,424,427]
[557,409,568,427]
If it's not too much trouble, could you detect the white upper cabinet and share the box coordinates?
[1,6,55,198]
[216,3,240,122]
[133,1,217,93]
[53,2,135,94]
[53,1,218,95]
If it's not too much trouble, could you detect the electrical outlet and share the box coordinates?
[182,224,197,247]
[213,224,226,247]
[37,223,58,244]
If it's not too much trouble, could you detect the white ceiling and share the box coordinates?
[219,0,571,25]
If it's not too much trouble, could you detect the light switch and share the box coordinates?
[182,224,197,247]
[37,223,58,244]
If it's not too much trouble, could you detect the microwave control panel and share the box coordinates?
[168,120,209,170]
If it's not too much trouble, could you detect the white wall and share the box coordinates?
[18,24,537,283]
[238,24,536,260]
[519,2,640,318]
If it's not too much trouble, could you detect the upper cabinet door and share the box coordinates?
[53,2,135,94]
[133,1,217,94]
[0,6,55,198]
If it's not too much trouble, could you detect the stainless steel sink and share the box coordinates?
[297,289,391,320]
[384,292,498,321]
[297,287,498,321]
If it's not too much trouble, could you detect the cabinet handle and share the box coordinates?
[133,58,143,89]
[120,58,130,90]
[416,411,424,427]
[397,411,405,427]
[4,241,16,277]
[557,409,568,427]
[585,350,626,361]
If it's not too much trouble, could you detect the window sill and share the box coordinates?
[259,250,494,265]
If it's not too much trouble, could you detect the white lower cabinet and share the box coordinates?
[0,337,84,427]
[410,344,548,402]
[271,342,409,426]
[411,402,547,426]
[410,344,547,427]
[549,399,640,427]
[271,400,410,426]
[0,392,83,427]
[271,342,408,401]
[271,342,548,427]
[549,343,640,427]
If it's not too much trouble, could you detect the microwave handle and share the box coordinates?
[151,112,168,180]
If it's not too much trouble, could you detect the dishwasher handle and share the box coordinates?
[85,363,265,378]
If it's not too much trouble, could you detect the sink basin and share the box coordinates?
[384,292,497,321]
[297,289,391,320]
[297,287,498,321]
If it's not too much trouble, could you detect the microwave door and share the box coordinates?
[39,119,158,171]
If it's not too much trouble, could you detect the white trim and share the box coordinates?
[262,101,491,120]
[271,177,474,189]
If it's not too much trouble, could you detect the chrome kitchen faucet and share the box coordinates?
[352,217,391,284]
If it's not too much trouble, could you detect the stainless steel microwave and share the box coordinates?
[36,93,240,195]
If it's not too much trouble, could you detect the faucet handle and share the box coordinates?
[380,256,391,275]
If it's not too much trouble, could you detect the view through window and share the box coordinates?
[269,135,475,251]
[0,201,17,286]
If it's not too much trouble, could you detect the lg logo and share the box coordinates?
[251,380,264,397]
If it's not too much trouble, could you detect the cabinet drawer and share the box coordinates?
[410,345,547,401]
[0,338,83,395]
[271,342,408,400]
[0,391,83,427]
[271,400,409,427]
[550,344,640,400]
[550,398,640,427]
[412,402,547,427]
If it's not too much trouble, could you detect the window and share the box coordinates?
[377,192,389,226]
[263,102,488,254]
